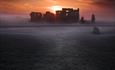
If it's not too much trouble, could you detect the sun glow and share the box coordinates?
[50,6,62,13]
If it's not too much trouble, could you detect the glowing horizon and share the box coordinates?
[0,0,114,14]
[48,6,62,14]
[0,0,114,20]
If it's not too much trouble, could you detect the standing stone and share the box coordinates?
[92,26,100,34]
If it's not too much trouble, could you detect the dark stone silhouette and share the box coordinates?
[91,14,95,23]
[43,11,55,23]
[30,12,42,22]
[56,8,79,23]
[80,17,85,24]
[29,8,80,23]
[92,26,100,34]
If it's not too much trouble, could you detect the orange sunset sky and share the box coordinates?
[0,0,115,20]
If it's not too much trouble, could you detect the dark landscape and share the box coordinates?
[0,0,115,69]
[0,26,115,70]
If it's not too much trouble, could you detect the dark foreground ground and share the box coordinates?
[0,26,115,70]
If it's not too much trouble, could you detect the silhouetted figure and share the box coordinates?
[91,14,95,23]
[80,17,85,23]
[92,26,100,34]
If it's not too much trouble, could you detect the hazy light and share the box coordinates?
[50,6,62,13]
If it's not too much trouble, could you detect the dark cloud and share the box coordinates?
[95,0,115,4]
[0,0,32,3]
[92,0,115,7]
[0,0,21,2]
[1,0,115,5]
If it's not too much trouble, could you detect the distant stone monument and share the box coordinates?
[29,7,80,23]
[91,14,95,23]
[43,11,55,22]
[56,8,79,23]
[30,12,42,22]
[80,17,85,23]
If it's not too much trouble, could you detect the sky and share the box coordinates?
[0,0,115,21]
